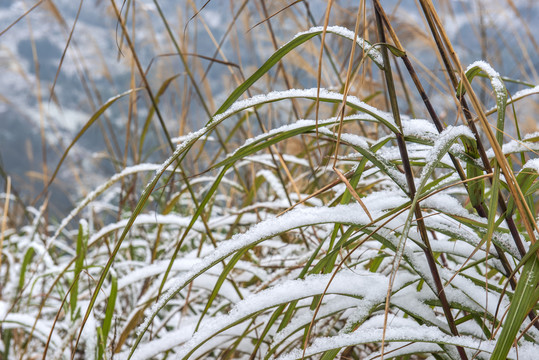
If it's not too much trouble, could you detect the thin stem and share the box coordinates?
[374,4,468,360]
[417,0,529,258]
[372,0,517,288]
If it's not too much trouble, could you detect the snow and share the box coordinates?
[392,287,451,333]
[511,85,539,99]
[172,271,391,359]
[465,60,506,99]
[291,26,384,67]
[425,222,496,257]
[276,320,538,360]
[50,163,176,244]
[117,320,199,360]
[87,213,206,246]
[257,169,289,200]
[418,125,475,188]
[402,118,439,140]
[422,193,486,224]
[486,85,539,114]
[1,312,63,352]
[236,116,373,154]
[2,5,538,360]
[523,158,539,173]
[210,88,398,133]
[98,259,248,307]
[136,203,378,339]
[171,134,215,143]
[316,127,409,191]
[364,342,445,360]
[442,268,510,316]
[485,131,539,158]
[275,296,364,343]
[81,304,97,360]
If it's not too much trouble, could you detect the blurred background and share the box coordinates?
[0,0,537,219]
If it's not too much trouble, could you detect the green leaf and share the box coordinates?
[491,255,539,360]
[214,26,384,116]
[507,163,539,216]
[138,74,181,158]
[320,348,341,360]
[456,62,507,146]
[47,88,142,190]
[18,247,34,291]
[71,221,88,320]
[102,274,117,343]
[463,137,485,209]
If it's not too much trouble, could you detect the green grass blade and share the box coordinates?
[70,221,87,321]
[507,163,539,217]
[18,247,34,291]
[195,249,246,331]
[457,61,507,145]
[214,26,384,116]
[102,274,117,344]
[138,74,181,159]
[491,255,539,360]
[46,88,142,192]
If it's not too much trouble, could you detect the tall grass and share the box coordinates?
[1,1,538,359]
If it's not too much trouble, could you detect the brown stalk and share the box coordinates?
[377,0,539,335]
[0,176,10,273]
[418,0,539,330]
[300,167,496,360]
[371,0,517,289]
[330,1,372,221]
[417,0,532,258]
[373,4,468,360]
[72,2,247,355]
[0,0,45,37]
[421,3,538,243]
[334,168,373,222]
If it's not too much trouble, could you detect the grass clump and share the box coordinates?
[1,1,539,359]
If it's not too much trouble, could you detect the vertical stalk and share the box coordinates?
[376,0,539,336]
[417,0,528,258]
[374,4,469,360]
[371,0,517,289]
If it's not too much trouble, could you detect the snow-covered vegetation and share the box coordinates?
[1,1,538,359]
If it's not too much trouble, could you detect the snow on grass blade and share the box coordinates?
[316,127,409,192]
[0,314,64,355]
[485,85,539,116]
[212,116,374,171]
[484,131,539,158]
[212,88,398,133]
[50,163,174,245]
[75,87,400,337]
[276,318,537,360]
[175,271,390,360]
[458,61,507,145]
[128,203,376,359]
[5,10,539,359]
[394,126,475,290]
[73,128,209,352]
[214,26,384,116]
[86,213,206,246]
